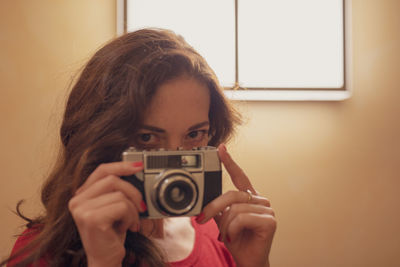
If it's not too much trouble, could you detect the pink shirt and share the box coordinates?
[170,217,236,267]
[8,218,235,267]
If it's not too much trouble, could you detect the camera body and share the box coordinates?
[122,146,222,219]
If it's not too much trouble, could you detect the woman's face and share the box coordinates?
[135,75,210,150]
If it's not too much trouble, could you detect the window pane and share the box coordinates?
[127,0,236,87]
[238,0,344,88]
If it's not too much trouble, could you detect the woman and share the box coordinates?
[3,28,276,267]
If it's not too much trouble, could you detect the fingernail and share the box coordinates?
[132,161,143,167]
[140,200,147,211]
[195,212,205,223]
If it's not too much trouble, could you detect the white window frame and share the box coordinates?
[116,0,352,101]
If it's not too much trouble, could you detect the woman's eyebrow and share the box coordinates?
[188,121,209,131]
[140,121,209,133]
[141,125,165,133]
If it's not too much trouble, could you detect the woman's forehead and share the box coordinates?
[143,76,210,129]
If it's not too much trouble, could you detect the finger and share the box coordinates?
[213,206,230,226]
[226,213,277,243]
[71,191,139,217]
[70,175,145,213]
[72,199,139,234]
[197,190,269,224]
[249,195,271,207]
[217,144,256,194]
[216,204,275,241]
[95,201,138,233]
[76,161,143,195]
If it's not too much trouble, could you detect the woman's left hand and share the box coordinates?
[196,144,277,267]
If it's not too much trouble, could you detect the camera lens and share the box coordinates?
[156,172,198,216]
[165,181,193,209]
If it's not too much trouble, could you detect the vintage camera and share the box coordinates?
[122,146,222,219]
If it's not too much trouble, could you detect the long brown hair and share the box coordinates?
[2,28,241,267]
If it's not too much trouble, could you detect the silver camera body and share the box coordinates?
[122,146,222,219]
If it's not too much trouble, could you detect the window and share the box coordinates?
[117,0,352,101]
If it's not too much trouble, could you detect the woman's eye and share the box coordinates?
[137,133,158,144]
[140,133,152,142]
[187,130,208,141]
[188,131,199,139]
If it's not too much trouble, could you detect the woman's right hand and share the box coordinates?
[68,161,146,267]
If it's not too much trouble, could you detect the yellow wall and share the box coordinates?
[1,1,399,266]
[0,0,116,255]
